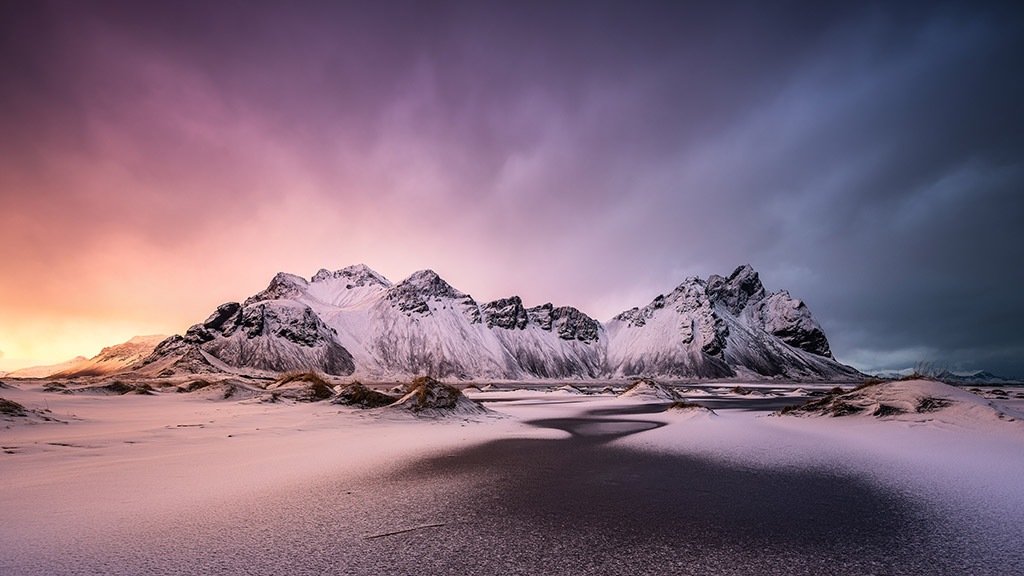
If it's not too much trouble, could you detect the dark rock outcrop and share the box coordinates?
[386,269,481,323]
[754,290,832,358]
[706,264,766,315]
[526,304,600,343]
[243,273,308,307]
[482,296,529,330]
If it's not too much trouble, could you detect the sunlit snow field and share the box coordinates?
[2,380,1023,575]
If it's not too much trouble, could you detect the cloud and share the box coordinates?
[0,2,1022,378]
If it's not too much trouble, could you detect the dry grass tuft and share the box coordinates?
[275,370,334,400]
[0,397,27,415]
[898,360,949,382]
[334,381,397,408]
[402,376,462,411]
[624,378,658,393]
[667,401,714,414]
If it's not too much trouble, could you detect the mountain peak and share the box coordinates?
[243,272,309,307]
[706,264,765,314]
[122,262,858,381]
[398,269,465,299]
[385,269,477,319]
[311,264,391,288]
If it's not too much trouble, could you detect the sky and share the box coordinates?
[1,1,1023,377]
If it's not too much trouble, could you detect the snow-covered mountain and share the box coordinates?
[872,368,1022,385]
[605,265,859,380]
[131,263,862,381]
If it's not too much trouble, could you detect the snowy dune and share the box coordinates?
[1,378,1022,575]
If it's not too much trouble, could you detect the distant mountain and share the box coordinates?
[51,335,167,378]
[873,368,1022,386]
[6,356,89,378]
[128,263,862,381]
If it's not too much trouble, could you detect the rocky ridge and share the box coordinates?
[124,263,860,381]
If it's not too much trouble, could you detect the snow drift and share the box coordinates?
[777,379,1024,428]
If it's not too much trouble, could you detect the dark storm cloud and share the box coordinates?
[1,1,1022,376]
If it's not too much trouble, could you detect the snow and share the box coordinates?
[143,264,862,382]
[1,379,1022,574]
[617,379,682,401]
[780,379,1024,430]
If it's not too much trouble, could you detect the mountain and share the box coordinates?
[605,265,860,380]
[130,263,862,381]
[944,371,1022,385]
[6,356,89,378]
[873,368,1022,386]
[51,335,167,378]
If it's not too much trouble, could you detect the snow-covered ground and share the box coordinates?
[1,379,1022,575]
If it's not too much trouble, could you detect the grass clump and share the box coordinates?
[730,386,751,395]
[872,404,906,417]
[180,380,214,393]
[274,370,334,400]
[778,389,865,417]
[624,378,658,393]
[667,401,714,414]
[916,397,952,413]
[333,381,397,408]
[97,381,154,395]
[0,397,27,416]
[401,376,462,411]
[898,360,949,382]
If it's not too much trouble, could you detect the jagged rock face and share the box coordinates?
[203,302,355,375]
[605,278,734,379]
[482,297,529,330]
[385,270,481,323]
[707,264,766,315]
[243,273,308,307]
[141,300,356,376]
[526,304,600,343]
[240,303,321,345]
[186,300,338,348]
[613,278,727,357]
[755,291,832,358]
[312,264,390,288]
[204,302,243,333]
[606,266,860,380]
[133,340,221,377]
[705,265,833,359]
[130,263,858,382]
[682,281,729,357]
